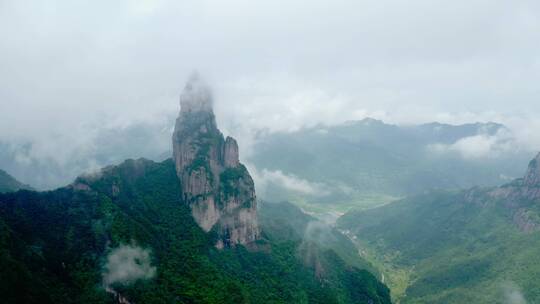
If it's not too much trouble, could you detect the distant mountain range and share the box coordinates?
[0,117,534,201]
[338,152,540,303]
[249,118,534,211]
[0,119,173,190]
[0,169,32,193]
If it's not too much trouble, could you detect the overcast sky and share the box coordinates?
[1,0,540,161]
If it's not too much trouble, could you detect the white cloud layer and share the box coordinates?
[102,244,156,288]
[501,282,528,304]
[1,0,540,175]
[428,128,516,159]
[250,167,331,197]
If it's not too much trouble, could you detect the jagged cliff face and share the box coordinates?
[464,152,540,233]
[485,152,540,204]
[524,153,540,187]
[172,75,259,248]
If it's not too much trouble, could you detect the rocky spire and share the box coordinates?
[524,152,540,187]
[224,136,240,168]
[172,74,260,248]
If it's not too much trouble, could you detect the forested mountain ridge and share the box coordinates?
[0,77,390,304]
[0,158,390,303]
[338,152,540,303]
[250,118,532,209]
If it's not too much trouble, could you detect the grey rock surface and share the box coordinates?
[172,75,259,248]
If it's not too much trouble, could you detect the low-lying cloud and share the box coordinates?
[2,0,540,190]
[102,244,156,288]
[0,115,174,190]
[297,220,339,277]
[501,281,527,304]
[428,128,516,159]
[250,167,331,197]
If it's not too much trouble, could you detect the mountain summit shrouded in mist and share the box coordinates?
[172,74,260,248]
[0,169,32,193]
[0,76,391,303]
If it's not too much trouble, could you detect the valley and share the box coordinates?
[337,154,540,303]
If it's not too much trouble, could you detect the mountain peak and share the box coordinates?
[524,152,540,187]
[0,169,32,193]
[172,75,259,248]
[179,72,213,114]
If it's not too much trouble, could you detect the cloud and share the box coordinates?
[297,220,338,277]
[429,135,500,159]
[102,244,156,288]
[427,128,517,159]
[250,167,331,197]
[302,220,336,244]
[0,114,174,190]
[2,0,540,187]
[501,281,527,304]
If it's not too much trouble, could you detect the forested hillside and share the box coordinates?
[0,158,390,304]
[338,154,540,303]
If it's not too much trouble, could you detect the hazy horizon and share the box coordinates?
[2,0,540,186]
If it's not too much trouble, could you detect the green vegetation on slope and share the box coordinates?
[0,158,390,304]
[338,189,540,303]
[259,200,380,275]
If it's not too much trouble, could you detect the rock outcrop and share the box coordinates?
[172,74,260,248]
[486,152,540,203]
[524,152,540,187]
[473,152,540,232]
